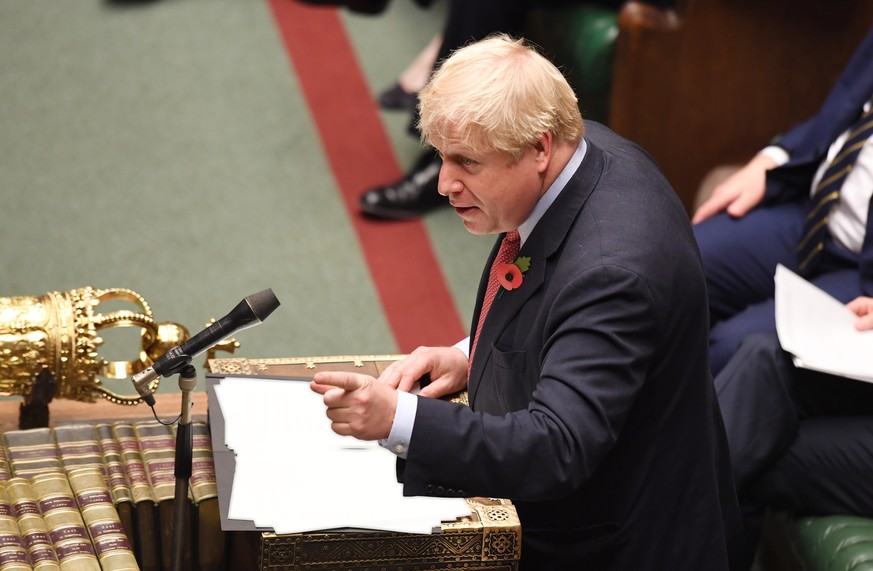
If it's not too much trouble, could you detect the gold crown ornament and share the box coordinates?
[0,287,235,405]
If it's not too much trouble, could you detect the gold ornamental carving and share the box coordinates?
[0,287,218,405]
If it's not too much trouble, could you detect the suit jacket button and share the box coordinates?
[435,486,445,494]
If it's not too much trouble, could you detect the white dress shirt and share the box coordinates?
[762,99,873,254]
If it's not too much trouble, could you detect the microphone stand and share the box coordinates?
[171,364,197,571]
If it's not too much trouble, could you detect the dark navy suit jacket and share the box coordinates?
[764,26,873,292]
[397,123,740,570]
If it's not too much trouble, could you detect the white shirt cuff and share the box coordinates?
[760,146,790,167]
[453,337,471,359]
[378,390,417,459]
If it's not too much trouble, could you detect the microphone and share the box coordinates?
[131,289,280,405]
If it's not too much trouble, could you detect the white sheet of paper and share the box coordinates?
[775,264,873,382]
[212,377,471,534]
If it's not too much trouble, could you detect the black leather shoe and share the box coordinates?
[296,0,389,15]
[359,154,446,220]
[378,83,418,111]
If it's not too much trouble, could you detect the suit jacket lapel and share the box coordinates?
[467,139,606,406]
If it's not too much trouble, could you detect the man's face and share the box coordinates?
[435,130,547,235]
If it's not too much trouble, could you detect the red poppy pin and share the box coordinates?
[497,256,531,298]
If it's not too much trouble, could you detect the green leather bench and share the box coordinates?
[760,512,873,571]
[527,4,618,124]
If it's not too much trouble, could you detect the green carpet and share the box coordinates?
[0,0,493,386]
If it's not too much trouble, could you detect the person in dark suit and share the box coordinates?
[693,26,873,376]
[714,295,873,569]
[311,34,739,570]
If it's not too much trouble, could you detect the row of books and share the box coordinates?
[0,421,223,571]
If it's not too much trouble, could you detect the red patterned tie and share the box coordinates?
[469,230,520,372]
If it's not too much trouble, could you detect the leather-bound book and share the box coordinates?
[132,421,185,571]
[53,426,103,474]
[0,444,11,483]
[30,471,100,571]
[0,480,32,571]
[93,423,136,559]
[6,476,61,571]
[54,421,141,557]
[3,428,62,478]
[67,468,139,570]
[190,421,224,571]
[113,423,160,571]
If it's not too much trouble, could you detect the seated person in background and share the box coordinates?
[692,25,873,376]
[312,34,738,570]
[360,0,541,219]
[297,0,434,16]
[715,295,873,570]
[378,34,442,110]
[360,0,677,220]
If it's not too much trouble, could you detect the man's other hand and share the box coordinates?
[378,345,469,398]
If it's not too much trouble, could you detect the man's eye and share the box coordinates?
[462,158,474,166]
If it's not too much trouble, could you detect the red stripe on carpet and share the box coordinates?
[268,0,466,352]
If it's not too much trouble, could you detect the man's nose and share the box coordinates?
[437,163,462,197]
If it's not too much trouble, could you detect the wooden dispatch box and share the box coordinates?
[208,355,521,571]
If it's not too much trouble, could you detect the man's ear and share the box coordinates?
[534,132,552,173]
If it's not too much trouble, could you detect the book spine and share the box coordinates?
[132,422,177,571]
[3,429,61,479]
[189,422,218,504]
[112,424,160,571]
[130,423,175,504]
[6,477,60,571]
[66,468,139,571]
[111,425,155,506]
[52,427,103,476]
[93,424,133,507]
[30,472,100,571]
[190,422,225,571]
[0,480,31,571]
[0,445,11,483]
[93,423,137,562]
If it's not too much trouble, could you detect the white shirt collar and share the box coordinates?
[517,138,587,245]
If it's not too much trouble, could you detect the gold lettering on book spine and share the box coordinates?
[30,471,101,571]
[6,477,61,571]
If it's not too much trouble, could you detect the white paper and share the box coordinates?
[212,377,471,534]
[775,264,873,382]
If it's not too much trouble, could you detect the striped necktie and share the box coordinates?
[469,230,520,373]
[797,106,873,275]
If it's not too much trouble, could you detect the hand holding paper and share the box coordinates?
[775,264,873,383]
[847,296,873,331]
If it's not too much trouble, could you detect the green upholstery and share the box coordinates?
[763,513,873,571]
[527,5,619,123]
[798,516,873,571]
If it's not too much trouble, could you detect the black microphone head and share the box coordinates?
[245,288,280,321]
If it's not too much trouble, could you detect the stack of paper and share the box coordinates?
[775,264,873,383]
[212,377,471,534]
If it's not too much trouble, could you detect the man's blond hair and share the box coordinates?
[418,34,583,161]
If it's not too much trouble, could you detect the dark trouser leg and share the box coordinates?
[715,332,801,491]
[749,415,873,517]
[693,204,805,375]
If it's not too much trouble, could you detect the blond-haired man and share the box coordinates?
[313,35,739,569]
